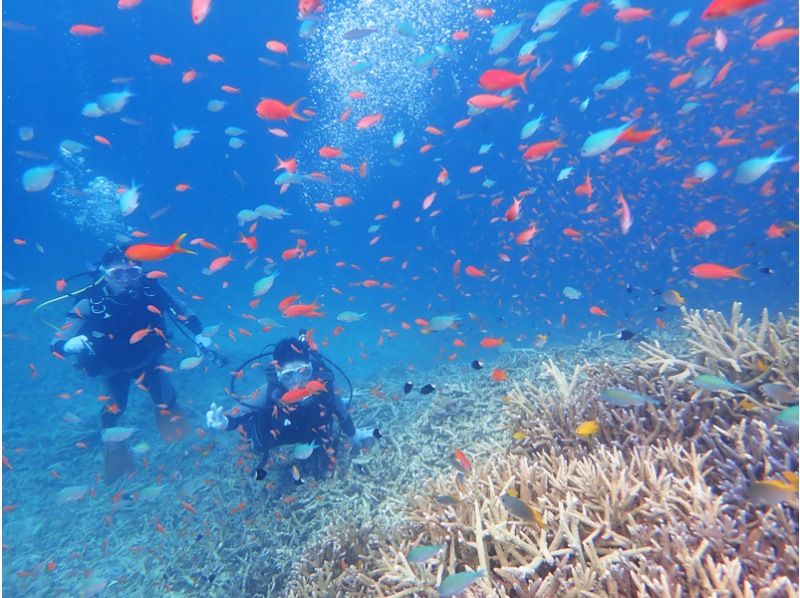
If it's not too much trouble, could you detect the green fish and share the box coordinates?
[693,374,746,393]
[437,569,484,597]
[600,388,659,407]
[407,543,445,563]
[777,405,799,427]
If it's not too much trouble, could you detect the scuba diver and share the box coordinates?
[206,333,379,482]
[48,245,220,484]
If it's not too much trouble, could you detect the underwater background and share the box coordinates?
[2,0,798,595]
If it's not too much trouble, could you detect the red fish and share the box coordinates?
[255,98,309,121]
[69,24,105,36]
[522,139,564,161]
[693,220,718,238]
[453,449,472,473]
[356,114,383,130]
[480,337,504,348]
[191,0,212,24]
[467,94,518,110]
[753,28,799,49]
[690,263,747,280]
[478,69,530,93]
[615,7,652,21]
[124,233,196,262]
[702,0,765,19]
[504,198,522,222]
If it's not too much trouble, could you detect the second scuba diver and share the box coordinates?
[206,333,379,482]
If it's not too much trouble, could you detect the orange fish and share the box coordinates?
[281,387,312,404]
[589,306,608,317]
[491,368,508,382]
[209,254,234,272]
[522,139,564,161]
[465,265,485,277]
[149,54,173,66]
[129,325,153,344]
[255,97,308,121]
[504,198,522,222]
[702,0,765,19]
[356,113,383,130]
[125,233,196,262]
[480,337,504,348]
[453,449,472,473]
[515,223,539,245]
[69,24,105,36]
[693,220,718,238]
[575,174,593,197]
[191,0,212,24]
[753,28,799,49]
[478,69,529,93]
[690,263,747,280]
[266,40,289,54]
[236,232,258,252]
[766,224,788,238]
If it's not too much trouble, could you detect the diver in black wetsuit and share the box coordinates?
[49,246,213,483]
[206,335,379,481]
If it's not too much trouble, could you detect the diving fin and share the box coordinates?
[155,404,189,443]
[104,440,136,485]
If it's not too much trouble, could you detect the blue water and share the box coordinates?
[3,0,798,593]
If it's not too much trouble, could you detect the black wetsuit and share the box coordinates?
[225,358,355,473]
[50,279,203,428]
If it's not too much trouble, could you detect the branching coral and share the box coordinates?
[284,304,798,597]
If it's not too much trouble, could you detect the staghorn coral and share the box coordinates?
[285,304,798,597]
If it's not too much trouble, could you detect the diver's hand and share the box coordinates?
[194,334,212,355]
[63,335,93,355]
[205,403,228,431]
[350,427,381,448]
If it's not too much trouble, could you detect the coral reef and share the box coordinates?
[287,303,799,596]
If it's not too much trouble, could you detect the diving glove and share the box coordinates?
[205,403,228,431]
[350,427,381,448]
[64,335,93,355]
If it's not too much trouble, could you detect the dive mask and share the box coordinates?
[103,263,143,284]
[278,361,312,389]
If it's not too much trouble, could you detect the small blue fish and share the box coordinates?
[735,146,792,184]
[581,120,635,157]
[520,114,545,140]
[669,9,690,27]
[532,0,576,32]
[692,375,746,393]
[173,126,199,149]
[595,68,631,92]
[396,21,418,39]
[437,570,485,597]
[97,89,133,114]
[407,543,445,563]
[600,388,659,407]
[22,164,58,192]
[694,161,717,181]
[489,22,523,55]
